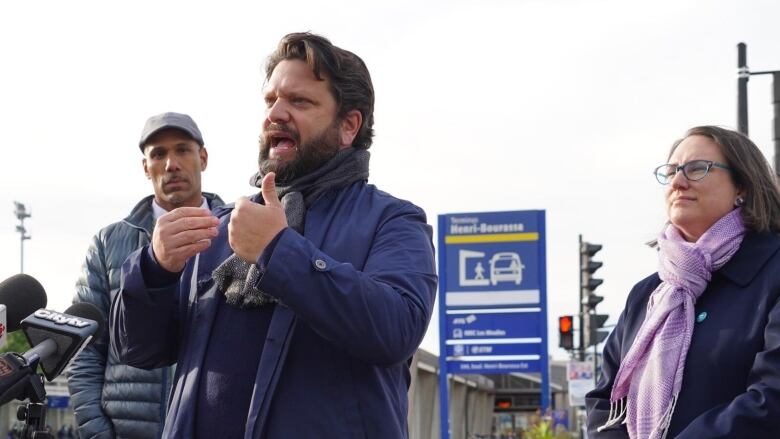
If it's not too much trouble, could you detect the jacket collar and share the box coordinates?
[123,192,225,233]
[718,230,780,287]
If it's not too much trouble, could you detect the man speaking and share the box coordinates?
[111,32,437,438]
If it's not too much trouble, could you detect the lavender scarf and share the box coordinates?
[598,208,746,438]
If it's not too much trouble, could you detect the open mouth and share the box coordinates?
[269,130,298,152]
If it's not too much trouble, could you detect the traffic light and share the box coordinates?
[580,237,609,349]
[580,241,604,310]
[584,313,610,348]
[558,315,574,350]
[495,397,512,411]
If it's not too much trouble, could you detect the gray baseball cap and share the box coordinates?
[138,112,204,151]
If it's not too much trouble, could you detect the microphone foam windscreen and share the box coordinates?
[65,302,105,345]
[0,274,47,332]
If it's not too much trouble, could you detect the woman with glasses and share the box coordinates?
[586,125,780,438]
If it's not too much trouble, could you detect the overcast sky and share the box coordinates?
[1,0,779,358]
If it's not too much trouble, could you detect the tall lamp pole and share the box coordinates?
[13,202,31,273]
[738,43,749,135]
[736,42,780,178]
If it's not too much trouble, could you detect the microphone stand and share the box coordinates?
[15,371,51,439]
[16,342,55,439]
[0,344,56,439]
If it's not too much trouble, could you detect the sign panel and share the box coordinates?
[47,395,70,409]
[567,361,596,407]
[551,409,570,431]
[567,360,595,381]
[438,210,549,439]
[446,309,542,340]
[444,308,543,373]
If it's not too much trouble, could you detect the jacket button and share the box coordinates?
[314,259,327,270]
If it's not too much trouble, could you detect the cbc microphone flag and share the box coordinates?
[0,304,6,348]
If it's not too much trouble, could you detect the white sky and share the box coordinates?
[1,0,779,359]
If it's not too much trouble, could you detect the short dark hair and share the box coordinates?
[265,32,375,150]
[669,126,780,233]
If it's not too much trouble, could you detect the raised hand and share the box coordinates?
[228,172,288,263]
[152,207,220,272]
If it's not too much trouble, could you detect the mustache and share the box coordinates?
[262,123,300,143]
[162,174,188,185]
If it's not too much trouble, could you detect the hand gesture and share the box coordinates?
[152,207,220,272]
[228,172,288,263]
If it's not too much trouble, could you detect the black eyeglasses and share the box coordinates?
[654,160,732,185]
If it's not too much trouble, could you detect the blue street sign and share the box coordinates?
[445,341,542,358]
[445,309,542,340]
[438,210,549,439]
[447,357,542,374]
[552,409,570,430]
[47,395,70,409]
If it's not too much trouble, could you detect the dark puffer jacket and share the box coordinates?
[67,193,223,439]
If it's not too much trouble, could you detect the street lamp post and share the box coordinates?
[736,43,780,177]
[13,201,31,273]
[738,43,749,135]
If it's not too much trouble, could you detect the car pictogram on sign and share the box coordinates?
[489,252,524,285]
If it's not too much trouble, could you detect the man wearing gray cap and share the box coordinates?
[67,112,224,439]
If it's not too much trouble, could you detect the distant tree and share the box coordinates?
[0,331,31,354]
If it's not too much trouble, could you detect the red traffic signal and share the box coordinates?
[495,398,512,410]
[559,315,574,350]
[559,315,573,333]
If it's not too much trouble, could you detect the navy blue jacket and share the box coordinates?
[110,181,438,438]
[68,193,223,439]
[586,231,780,438]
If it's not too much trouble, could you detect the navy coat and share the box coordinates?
[68,193,222,439]
[110,181,437,438]
[586,231,780,438]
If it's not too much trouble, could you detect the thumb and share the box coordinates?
[262,172,282,207]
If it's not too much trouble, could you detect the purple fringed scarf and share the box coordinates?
[598,208,746,439]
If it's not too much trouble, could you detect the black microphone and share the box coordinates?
[0,274,48,332]
[0,303,103,406]
[20,302,103,381]
[0,303,103,405]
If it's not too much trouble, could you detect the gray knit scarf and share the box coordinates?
[212,148,370,309]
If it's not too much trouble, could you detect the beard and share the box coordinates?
[258,120,342,185]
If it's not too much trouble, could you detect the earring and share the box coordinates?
[735,196,745,207]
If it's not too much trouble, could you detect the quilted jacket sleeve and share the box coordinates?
[67,231,116,439]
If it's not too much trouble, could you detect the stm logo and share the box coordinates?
[33,309,91,328]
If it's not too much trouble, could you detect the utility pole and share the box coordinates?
[578,235,584,361]
[736,42,780,178]
[13,202,31,273]
[774,75,780,176]
[738,43,749,135]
